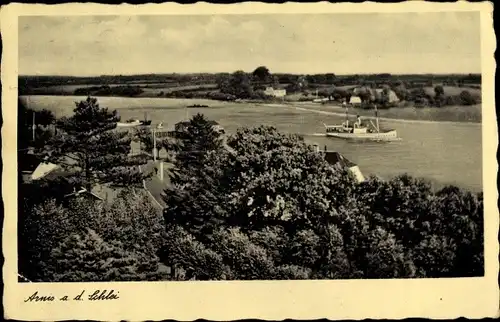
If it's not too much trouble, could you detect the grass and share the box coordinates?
[423,86,481,98]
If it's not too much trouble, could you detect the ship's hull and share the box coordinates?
[117,121,141,128]
[326,129,400,141]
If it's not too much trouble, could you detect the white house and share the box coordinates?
[349,96,362,106]
[264,87,287,98]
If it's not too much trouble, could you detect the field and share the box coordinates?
[422,85,482,98]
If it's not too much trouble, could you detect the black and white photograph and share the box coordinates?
[2,2,498,321]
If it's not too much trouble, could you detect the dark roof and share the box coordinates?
[324,152,357,168]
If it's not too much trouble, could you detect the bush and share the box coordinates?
[19,189,167,282]
[459,90,477,105]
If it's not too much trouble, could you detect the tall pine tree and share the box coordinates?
[39,96,150,190]
[169,113,224,184]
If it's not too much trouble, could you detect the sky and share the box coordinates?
[18,12,481,76]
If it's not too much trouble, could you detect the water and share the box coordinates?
[21,95,483,192]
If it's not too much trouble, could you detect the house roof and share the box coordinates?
[31,156,81,181]
[324,151,357,168]
[31,162,59,180]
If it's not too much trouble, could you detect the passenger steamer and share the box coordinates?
[323,104,400,142]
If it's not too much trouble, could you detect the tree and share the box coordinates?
[361,226,408,278]
[162,114,226,237]
[47,228,163,282]
[18,98,57,150]
[39,97,150,190]
[19,190,168,282]
[357,88,372,103]
[431,186,484,276]
[325,73,336,84]
[252,66,271,83]
[286,76,308,93]
[219,71,254,99]
[459,90,477,105]
[35,109,56,126]
[161,224,313,280]
[392,83,409,101]
[160,121,484,280]
[160,224,230,280]
[434,85,445,98]
[163,124,356,241]
[169,113,224,181]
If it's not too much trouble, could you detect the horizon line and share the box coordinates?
[19,71,482,78]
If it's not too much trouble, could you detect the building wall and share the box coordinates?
[264,87,287,97]
[350,96,362,104]
[273,89,287,97]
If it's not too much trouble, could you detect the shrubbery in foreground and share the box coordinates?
[19,112,483,281]
[19,190,168,282]
[160,118,483,280]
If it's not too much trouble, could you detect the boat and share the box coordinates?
[117,119,142,128]
[187,104,209,108]
[323,105,400,142]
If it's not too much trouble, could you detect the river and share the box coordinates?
[21,95,483,192]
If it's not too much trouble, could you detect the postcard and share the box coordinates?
[2,1,498,320]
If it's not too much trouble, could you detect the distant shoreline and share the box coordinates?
[261,102,482,125]
[21,94,482,124]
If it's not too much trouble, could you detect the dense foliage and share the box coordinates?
[160,119,483,280]
[73,85,144,97]
[37,97,150,190]
[18,190,167,282]
[19,71,481,108]
[18,102,484,281]
[19,73,481,91]
[18,98,56,152]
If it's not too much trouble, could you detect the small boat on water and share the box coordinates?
[117,112,151,127]
[187,104,210,108]
[323,104,400,142]
[117,119,142,127]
